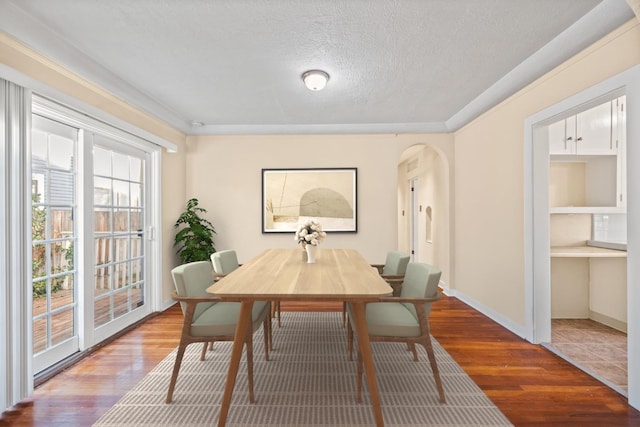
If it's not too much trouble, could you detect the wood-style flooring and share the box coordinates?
[1,295,639,426]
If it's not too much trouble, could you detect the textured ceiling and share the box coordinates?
[0,0,634,135]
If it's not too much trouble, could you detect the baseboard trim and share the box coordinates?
[443,288,527,339]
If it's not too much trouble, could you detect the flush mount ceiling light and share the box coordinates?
[190,120,204,127]
[302,70,330,91]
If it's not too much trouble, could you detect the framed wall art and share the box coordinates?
[262,167,357,233]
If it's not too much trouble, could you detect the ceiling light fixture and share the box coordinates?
[190,120,204,127]
[302,70,330,91]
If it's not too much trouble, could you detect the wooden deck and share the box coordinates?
[33,288,142,354]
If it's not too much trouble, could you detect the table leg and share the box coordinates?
[217,300,254,427]
[350,301,384,427]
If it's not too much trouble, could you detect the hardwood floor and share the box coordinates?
[2,295,639,426]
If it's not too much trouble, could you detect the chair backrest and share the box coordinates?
[171,260,216,318]
[400,262,442,320]
[382,251,410,276]
[211,249,240,275]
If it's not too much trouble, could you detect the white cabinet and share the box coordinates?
[549,100,615,155]
[549,96,626,214]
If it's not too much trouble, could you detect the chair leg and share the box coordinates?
[200,342,208,361]
[421,335,446,404]
[408,342,418,361]
[208,341,214,351]
[166,342,188,403]
[356,347,363,403]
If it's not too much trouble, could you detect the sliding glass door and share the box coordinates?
[31,101,156,373]
[31,115,79,373]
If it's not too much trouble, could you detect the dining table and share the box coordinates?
[206,247,392,427]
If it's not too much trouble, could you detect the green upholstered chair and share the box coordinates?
[166,260,271,404]
[212,249,282,328]
[342,251,411,325]
[371,250,411,296]
[346,262,446,404]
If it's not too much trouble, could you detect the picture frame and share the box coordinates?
[262,167,357,233]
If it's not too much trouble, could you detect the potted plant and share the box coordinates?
[173,198,216,263]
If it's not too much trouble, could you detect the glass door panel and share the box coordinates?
[92,142,147,334]
[31,114,78,373]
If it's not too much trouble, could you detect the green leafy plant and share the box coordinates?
[173,198,216,263]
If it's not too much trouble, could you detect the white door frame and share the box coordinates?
[410,178,419,261]
[524,65,640,409]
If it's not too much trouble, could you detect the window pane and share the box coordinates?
[130,157,143,183]
[32,130,47,161]
[131,209,143,233]
[130,183,142,207]
[93,146,111,177]
[114,208,129,232]
[48,134,74,171]
[112,152,129,180]
[94,264,112,294]
[32,280,48,316]
[131,234,143,259]
[94,296,111,327]
[131,283,144,309]
[113,179,129,206]
[94,208,112,233]
[32,206,48,241]
[51,309,74,346]
[131,259,143,284]
[49,170,74,205]
[50,242,73,274]
[32,171,46,203]
[51,274,74,311]
[33,317,48,354]
[113,261,128,288]
[114,237,129,263]
[95,237,112,265]
[32,244,47,279]
[113,289,129,319]
[49,207,73,240]
[94,176,112,205]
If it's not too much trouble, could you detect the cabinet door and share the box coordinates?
[614,96,626,207]
[548,119,572,155]
[575,101,614,154]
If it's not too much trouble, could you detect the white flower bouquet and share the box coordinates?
[294,219,327,246]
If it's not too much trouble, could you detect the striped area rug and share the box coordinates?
[94,312,512,426]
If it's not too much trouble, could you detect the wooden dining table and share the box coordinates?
[206,247,392,427]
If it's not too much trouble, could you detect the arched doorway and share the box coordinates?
[397,144,452,289]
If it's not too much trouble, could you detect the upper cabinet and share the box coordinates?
[549,100,616,156]
[549,96,626,214]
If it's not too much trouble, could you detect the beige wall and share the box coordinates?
[453,19,640,325]
[183,134,453,276]
[161,145,187,303]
